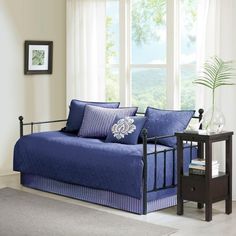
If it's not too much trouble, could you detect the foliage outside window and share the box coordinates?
[105,0,198,111]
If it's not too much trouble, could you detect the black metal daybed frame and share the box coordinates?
[18,108,204,215]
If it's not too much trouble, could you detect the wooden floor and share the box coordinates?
[1,172,235,236]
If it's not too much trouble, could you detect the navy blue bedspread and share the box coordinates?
[14,131,196,199]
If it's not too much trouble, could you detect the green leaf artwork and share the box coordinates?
[32,50,45,66]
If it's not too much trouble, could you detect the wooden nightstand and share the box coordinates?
[175,131,233,221]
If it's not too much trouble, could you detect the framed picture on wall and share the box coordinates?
[24,40,53,75]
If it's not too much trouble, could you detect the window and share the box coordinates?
[105,0,120,102]
[131,0,167,111]
[180,0,198,109]
[106,0,199,111]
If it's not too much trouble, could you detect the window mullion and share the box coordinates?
[119,0,130,106]
[127,0,131,106]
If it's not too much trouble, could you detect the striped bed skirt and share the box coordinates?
[21,173,177,214]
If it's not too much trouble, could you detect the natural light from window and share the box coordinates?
[105,0,120,102]
[131,0,167,111]
[180,0,198,109]
[105,0,199,111]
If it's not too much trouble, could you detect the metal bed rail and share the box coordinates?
[142,108,204,214]
[18,116,67,137]
[18,112,146,137]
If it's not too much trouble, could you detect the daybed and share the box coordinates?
[13,100,203,214]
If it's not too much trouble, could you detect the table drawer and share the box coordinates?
[182,176,205,202]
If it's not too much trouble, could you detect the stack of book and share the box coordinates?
[189,158,219,177]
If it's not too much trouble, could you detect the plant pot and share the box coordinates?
[202,107,225,133]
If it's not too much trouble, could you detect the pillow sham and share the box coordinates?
[105,116,146,145]
[65,99,120,133]
[79,105,138,138]
[144,107,195,147]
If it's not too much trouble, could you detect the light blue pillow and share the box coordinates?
[106,116,147,145]
[79,105,138,138]
[65,99,120,133]
[144,107,195,147]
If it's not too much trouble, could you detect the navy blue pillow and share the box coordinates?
[79,105,138,138]
[106,116,147,145]
[144,107,195,147]
[65,99,120,133]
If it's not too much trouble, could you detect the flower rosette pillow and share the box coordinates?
[106,116,147,144]
[112,117,136,140]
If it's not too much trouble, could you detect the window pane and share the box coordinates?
[180,0,198,64]
[132,68,166,112]
[106,67,119,102]
[131,0,167,64]
[106,0,119,64]
[106,1,119,102]
[180,0,198,109]
[181,64,196,109]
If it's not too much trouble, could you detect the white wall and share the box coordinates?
[0,0,66,172]
[218,0,236,200]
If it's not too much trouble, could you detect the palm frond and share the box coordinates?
[192,81,213,89]
[193,56,236,91]
[193,78,214,88]
[215,83,235,88]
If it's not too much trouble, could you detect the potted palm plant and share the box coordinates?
[193,56,235,133]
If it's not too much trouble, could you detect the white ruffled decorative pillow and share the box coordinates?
[105,116,147,145]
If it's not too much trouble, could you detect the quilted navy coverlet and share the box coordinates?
[14,131,196,199]
[14,131,144,198]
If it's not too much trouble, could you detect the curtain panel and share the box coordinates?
[66,0,106,109]
[196,0,236,199]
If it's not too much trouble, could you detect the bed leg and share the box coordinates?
[142,128,148,215]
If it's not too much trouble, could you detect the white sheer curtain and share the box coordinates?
[196,0,236,199]
[66,0,106,107]
[196,0,235,110]
[195,0,218,111]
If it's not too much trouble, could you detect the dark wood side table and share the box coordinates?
[175,131,233,221]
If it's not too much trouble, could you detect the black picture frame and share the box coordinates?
[24,40,53,75]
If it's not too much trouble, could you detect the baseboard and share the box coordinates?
[0,170,19,177]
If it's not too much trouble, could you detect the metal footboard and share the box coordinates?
[142,108,204,214]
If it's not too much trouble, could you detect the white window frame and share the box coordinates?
[108,0,188,109]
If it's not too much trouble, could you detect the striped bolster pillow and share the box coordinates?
[78,105,138,138]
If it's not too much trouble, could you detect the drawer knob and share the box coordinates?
[190,187,196,192]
